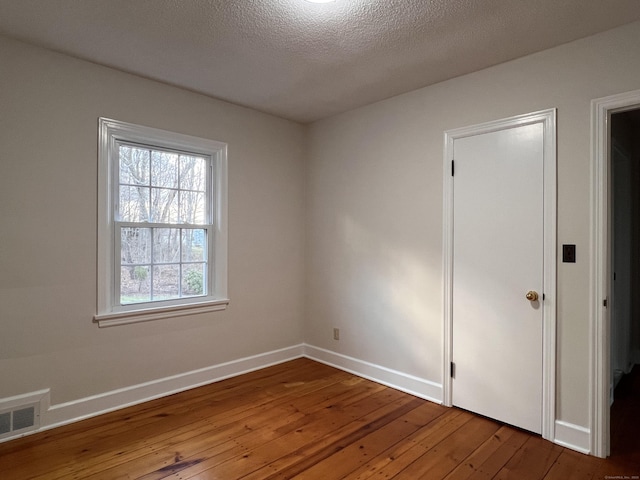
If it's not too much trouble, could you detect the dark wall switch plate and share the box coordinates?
[563,244,576,263]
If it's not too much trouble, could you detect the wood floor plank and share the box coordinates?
[386,415,503,478]
[343,408,474,480]
[0,358,638,480]
[494,435,563,480]
[86,385,376,477]
[163,393,423,479]
[443,425,530,480]
[592,457,640,480]
[542,450,597,480]
[33,361,356,480]
[290,401,448,479]
[82,374,406,479]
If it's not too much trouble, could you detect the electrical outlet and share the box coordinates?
[333,328,340,341]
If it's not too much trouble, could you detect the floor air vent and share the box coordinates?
[0,390,48,441]
[0,404,39,439]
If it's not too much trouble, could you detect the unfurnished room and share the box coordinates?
[1,1,640,478]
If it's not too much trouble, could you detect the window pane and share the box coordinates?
[180,155,207,192]
[153,228,180,263]
[119,145,150,185]
[150,188,178,223]
[182,229,206,262]
[119,186,150,222]
[182,263,206,297]
[180,191,206,224]
[120,265,150,304]
[153,265,180,300]
[121,228,151,264]
[151,151,178,188]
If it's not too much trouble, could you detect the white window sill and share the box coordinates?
[94,299,229,328]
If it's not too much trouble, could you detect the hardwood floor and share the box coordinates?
[0,358,638,479]
[611,364,640,468]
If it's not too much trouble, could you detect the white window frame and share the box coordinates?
[95,118,228,327]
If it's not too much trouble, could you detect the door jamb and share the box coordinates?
[442,109,557,442]
[590,89,640,458]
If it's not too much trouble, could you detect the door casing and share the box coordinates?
[442,109,557,442]
[591,89,640,458]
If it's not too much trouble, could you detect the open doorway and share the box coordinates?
[609,109,640,460]
[591,90,640,459]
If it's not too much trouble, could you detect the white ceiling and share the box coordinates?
[1,0,640,123]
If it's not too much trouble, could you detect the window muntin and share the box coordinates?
[96,118,228,326]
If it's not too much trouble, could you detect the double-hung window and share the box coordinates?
[96,118,228,327]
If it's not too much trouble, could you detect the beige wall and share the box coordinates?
[0,36,306,405]
[305,21,640,429]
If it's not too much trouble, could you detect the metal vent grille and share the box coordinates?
[0,402,40,440]
[12,407,35,431]
[0,412,10,435]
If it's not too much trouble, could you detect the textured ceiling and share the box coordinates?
[1,0,640,123]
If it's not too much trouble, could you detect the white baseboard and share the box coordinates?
[3,343,441,443]
[42,344,305,433]
[303,344,443,404]
[554,420,590,455]
[1,343,592,459]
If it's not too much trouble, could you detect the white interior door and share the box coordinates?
[451,122,544,434]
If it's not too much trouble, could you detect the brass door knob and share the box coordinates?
[526,291,539,301]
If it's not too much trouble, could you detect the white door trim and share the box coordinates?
[442,109,557,441]
[590,89,640,458]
